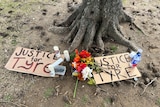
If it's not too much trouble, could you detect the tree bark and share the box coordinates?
[49,0,139,52]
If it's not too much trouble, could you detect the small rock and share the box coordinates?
[7,26,15,31]
[0,8,3,11]
[130,27,134,30]
[156,6,159,9]
[35,26,43,30]
[63,95,71,104]
[115,81,121,87]
[0,32,9,38]
[147,63,153,70]
[155,72,160,77]
[126,48,131,53]
[8,10,14,14]
[142,72,150,78]
[52,20,58,26]
[40,31,46,37]
[42,12,47,15]
[68,7,74,12]
[144,78,150,84]
[54,12,60,16]
[30,26,34,30]
[45,38,50,42]
[22,101,26,105]
[148,9,152,13]
[128,37,132,40]
[42,9,47,12]
[110,96,116,105]
[152,67,159,73]
[123,7,126,10]
[152,81,157,87]
[142,22,146,24]
[142,14,145,16]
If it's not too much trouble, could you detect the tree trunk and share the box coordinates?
[49,0,139,52]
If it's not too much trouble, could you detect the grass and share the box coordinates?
[64,103,71,107]
[44,88,55,98]
[4,94,13,101]
[104,97,112,104]
[81,95,89,104]
[110,45,118,52]
[156,98,160,106]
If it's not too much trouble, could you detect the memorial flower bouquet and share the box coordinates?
[71,49,95,98]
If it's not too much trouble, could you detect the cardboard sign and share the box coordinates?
[93,53,141,84]
[5,47,60,77]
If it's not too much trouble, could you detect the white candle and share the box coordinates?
[48,65,55,77]
[48,58,64,77]
[53,46,61,58]
[63,50,70,62]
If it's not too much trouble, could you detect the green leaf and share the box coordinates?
[70,52,76,61]
[87,78,96,85]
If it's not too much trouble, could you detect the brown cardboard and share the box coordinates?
[93,53,141,84]
[5,47,60,77]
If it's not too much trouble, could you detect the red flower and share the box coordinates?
[77,63,86,72]
[77,73,83,80]
[79,50,91,58]
[74,55,81,62]
[75,49,79,55]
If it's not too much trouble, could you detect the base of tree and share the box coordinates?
[49,0,143,52]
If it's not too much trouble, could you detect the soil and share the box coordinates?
[0,0,160,107]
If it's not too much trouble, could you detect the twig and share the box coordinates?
[134,81,139,87]
[141,77,157,95]
[0,101,28,107]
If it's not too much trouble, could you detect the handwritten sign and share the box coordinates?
[5,47,59,77]
[93,53,141,84]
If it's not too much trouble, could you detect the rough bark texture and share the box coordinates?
[49,0,139,52]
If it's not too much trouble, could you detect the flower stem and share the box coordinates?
[73,78,79,98]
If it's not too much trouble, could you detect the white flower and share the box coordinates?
[82,67,93,80]
[72,62,77,68]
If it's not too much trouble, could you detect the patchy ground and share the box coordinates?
[0,0,160,107]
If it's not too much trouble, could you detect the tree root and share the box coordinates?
[119,11,146,36]
[48,26,70,34]
[69,17,88,52]
[108,22,139,51]
[49,0,142,52]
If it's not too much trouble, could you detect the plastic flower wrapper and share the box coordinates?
[71,49,95,98]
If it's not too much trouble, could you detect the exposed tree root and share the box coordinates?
[108,22,138,51]
[49,0,143,52]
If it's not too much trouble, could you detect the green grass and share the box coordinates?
[4,94,13,101]
[81,95,89,104]
[64,103,71,107]
[110,45,118,52]
[44,88,55,98]
[104,97,112,104]
[156,98,160,106]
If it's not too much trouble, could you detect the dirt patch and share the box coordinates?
[0,0,160,107]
